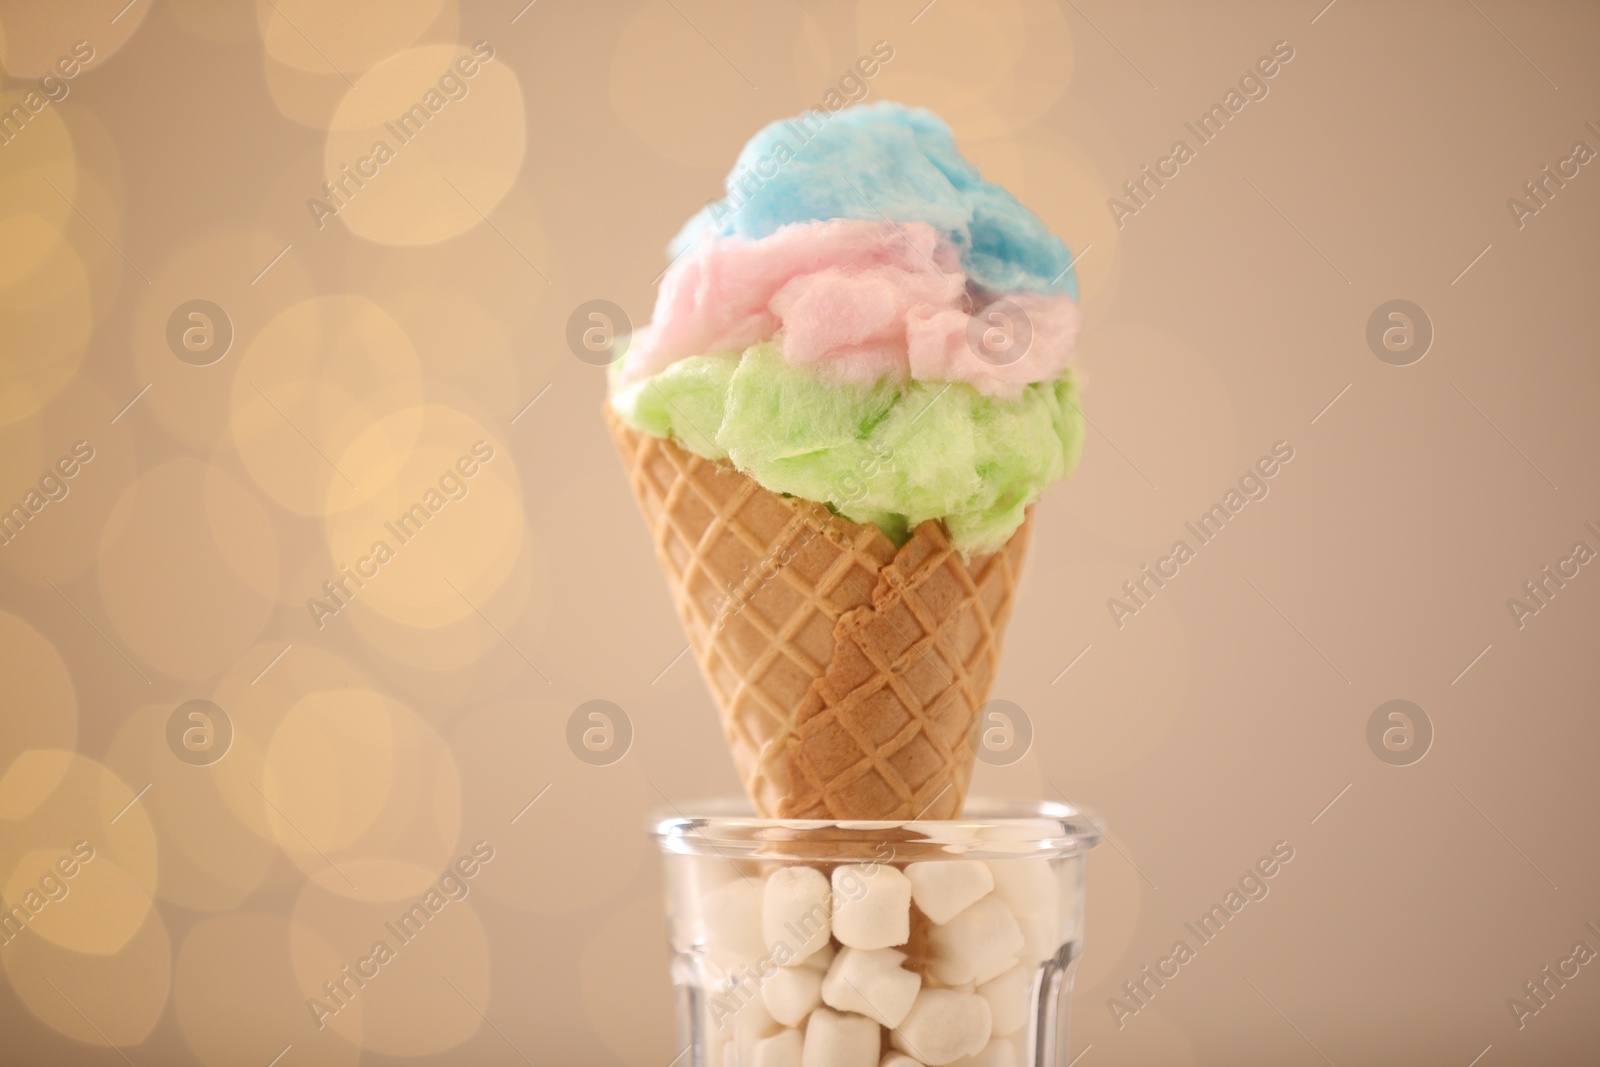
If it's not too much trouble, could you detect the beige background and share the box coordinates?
[1,1,1598,1064]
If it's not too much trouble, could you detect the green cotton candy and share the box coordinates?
[609,343,1085,555]
[609,352,735,459]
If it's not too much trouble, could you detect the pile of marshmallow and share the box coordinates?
[670,855,1082,1067]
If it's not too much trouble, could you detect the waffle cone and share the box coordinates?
[607,408,1030,821]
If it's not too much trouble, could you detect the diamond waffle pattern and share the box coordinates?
[782,516,1030,820]
[607,408,1029,819]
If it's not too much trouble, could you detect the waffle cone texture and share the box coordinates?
[607,408,1031,821]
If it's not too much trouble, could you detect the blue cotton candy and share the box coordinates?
[670,102,1080,300]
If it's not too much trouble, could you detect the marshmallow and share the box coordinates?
[832,864,912,949]
[765,867,833,964]
[890,990,993,1065]
[905,860,994,925]
[882,1055,926,1067]
[803,1007,880,1067]
[665,854,739,952]
[704,876,768,970]
[763,964,823,1027]
[987,860,1056,913]
[987,860,1060,961]
[1056,858,1085,944]
[976,963,1032,1037]
[820,947,921,1028]
[927,897,1024,985]
[802,941,837,972]
[949,1037,1019,1067]
[753,1029,804,1067]
[730,990,781,1055]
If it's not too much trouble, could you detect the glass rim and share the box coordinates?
[650,796,1102,861]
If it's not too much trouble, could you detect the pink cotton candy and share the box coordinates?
[907,292,1082,398]
[619,218,1080,398]
[772,261,964,387]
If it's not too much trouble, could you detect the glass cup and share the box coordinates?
[652,798,1101,1066]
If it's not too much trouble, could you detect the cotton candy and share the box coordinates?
[613,100,1089,554]
[621,219,957,386]
[618,219,1080,399]
[672,102,1081,300]
[610,343,1085,556]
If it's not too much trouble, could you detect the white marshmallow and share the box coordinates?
[987,860,1060,962]
[927,897,1024,986]
[731,991,780,1053]
[820,947,921,1028]
[905,861,994,924]
[890,989,993,1065]
[753,1029,803,1067]
[832,864,912,949]
[763,965,823,1028]
[704,877,767,971]
[665,854,740,953]
[987,859,1056,915]
[803,1007,880,1067]
[881,1054,926,1067]
[948,1037,1018,1067]
[1055,858,1085,944]
[764,867,832,963]
[802,941,837,972]
[977,963,1032,1037]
